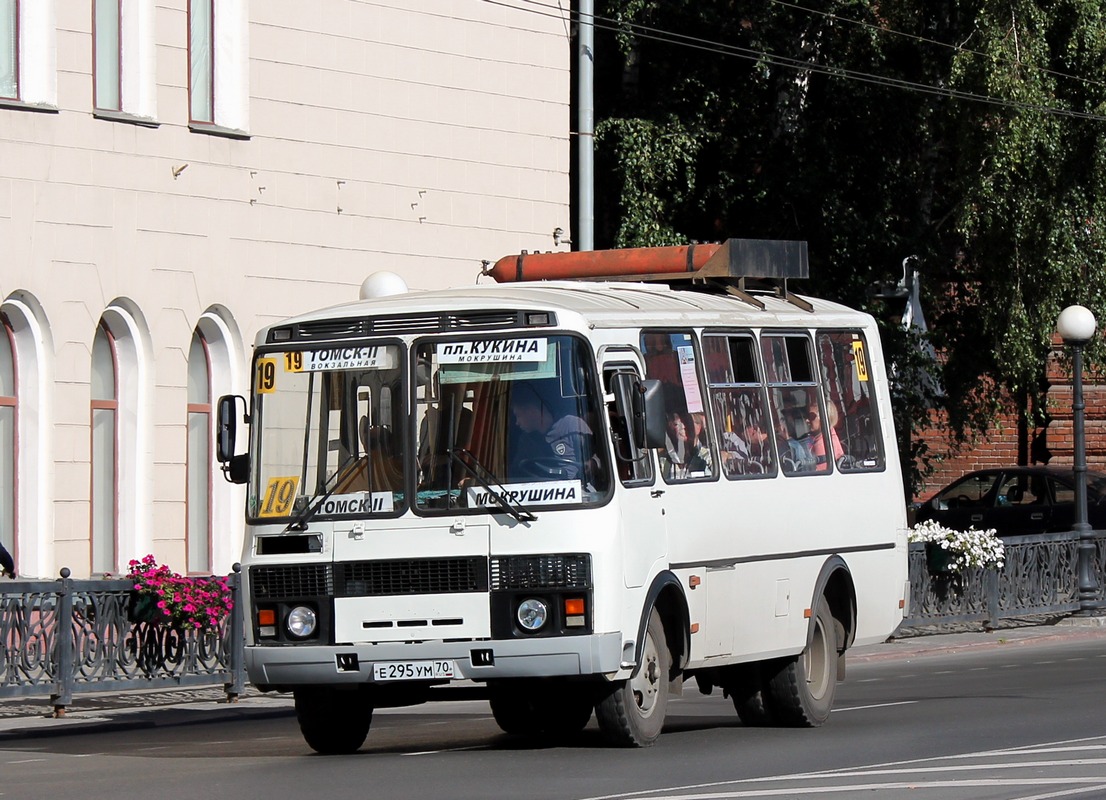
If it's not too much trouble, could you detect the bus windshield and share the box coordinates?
[249,344,405,521]
[414,334,610,512]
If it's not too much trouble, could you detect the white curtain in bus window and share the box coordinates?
[702,334,776,479]
[816,331,884,471]
[642,331,716,483]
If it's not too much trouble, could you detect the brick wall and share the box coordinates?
[915,340,1106,500]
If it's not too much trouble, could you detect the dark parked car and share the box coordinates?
[915,466,1106,536]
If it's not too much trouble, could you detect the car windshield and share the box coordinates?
[249,344,405,521]
[414,334,610,513]
[935,472,1000,509]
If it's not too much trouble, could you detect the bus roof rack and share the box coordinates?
[591,239,812,312]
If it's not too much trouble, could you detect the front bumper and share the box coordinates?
[246,632,623,686]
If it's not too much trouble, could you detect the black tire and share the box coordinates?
[489,683,593,738]
[294,686,373,754]
[765,597,838,727]
[595,609,670,747]
[727,662,775,726]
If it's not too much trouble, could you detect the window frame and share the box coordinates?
[90,321,120,575]
[640,329,718,485]
[762,331,831,477]
[0,0,19,101]
[187,0,213,125]
[0,313,17,568]
[602,361,656,488]
[186,329,213,574]
[702,330,777,481]
[814,329,886,474]
[92,0,121,112]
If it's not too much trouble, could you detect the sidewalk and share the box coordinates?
[1,616,1104,738]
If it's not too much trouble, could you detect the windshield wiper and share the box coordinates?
[284,451,366,532]
[450,448,537,523]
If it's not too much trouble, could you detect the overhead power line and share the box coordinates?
[771,0,1106,93]
[481,0,1106,123]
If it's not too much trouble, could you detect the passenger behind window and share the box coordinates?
[720,421,769,476]
[777,409,815,473]
[509,387,595,482]
[807,403,844,471]
[664,412,712,480]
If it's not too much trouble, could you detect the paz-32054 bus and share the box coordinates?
[216,239,909,752]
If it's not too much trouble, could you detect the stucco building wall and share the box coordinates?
[0,1,572,577]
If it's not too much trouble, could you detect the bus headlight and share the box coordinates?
[286,605,318,639]
[516,598,548,632]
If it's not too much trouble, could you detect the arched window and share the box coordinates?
[192,307,243,573]
[187,329,211,573]
[0,314,16,566]
[90,322,118,574]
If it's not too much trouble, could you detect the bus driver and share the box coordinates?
[511,389,594,481]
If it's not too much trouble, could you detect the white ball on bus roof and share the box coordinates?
[359,271,408,300]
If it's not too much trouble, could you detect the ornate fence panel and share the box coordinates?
[903,532,1106,628]
[0,568,244,714]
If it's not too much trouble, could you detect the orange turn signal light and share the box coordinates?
[257,609,276,626]
[564,597,586,616]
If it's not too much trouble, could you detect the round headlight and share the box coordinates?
[286,605,318,638]
[516,598,548,632]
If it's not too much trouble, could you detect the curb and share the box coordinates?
[848,626,1106,664]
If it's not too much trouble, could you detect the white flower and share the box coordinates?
[909,520,1005,572]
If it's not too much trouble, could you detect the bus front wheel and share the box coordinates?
[294,686,373,754]
[765,597,838,727]
[596,609,670,747]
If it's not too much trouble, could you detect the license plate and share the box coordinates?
[372,660,455,682]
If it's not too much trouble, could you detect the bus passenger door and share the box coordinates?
[603,360,667,588]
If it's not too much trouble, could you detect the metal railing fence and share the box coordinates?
[0,537,1101,715]
[902,531,1106,628]
[0,566,244,716]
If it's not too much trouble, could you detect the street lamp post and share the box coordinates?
[1057,305,1099,614]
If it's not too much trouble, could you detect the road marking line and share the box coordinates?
[832,701,917,713]
[601,780,1106,799]
[1010,784,1106,800]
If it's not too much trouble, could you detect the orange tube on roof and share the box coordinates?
[488,243,721,283]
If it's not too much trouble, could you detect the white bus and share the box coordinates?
[217,239,909,753]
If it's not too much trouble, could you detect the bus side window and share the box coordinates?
[604,366,654,486]
[815,331,885,472]
[762,334,827,476]
[703,333,776,479]
[641,330,717,483]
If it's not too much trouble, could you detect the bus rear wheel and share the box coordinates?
[765,597,838,727]
[294,686,373,754]
[595,609,669,747]
[727,663,775,726]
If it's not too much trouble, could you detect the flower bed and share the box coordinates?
[908,519,1005,573]
[127,555,234,631]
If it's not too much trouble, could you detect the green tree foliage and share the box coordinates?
[593,0,1106,494]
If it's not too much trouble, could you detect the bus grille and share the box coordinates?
[288,311,526,341]
[337,557,489,596]
[250,564,334,599]
[490,554,592,590]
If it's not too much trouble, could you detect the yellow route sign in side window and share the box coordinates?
[852,340,869,382]
[259,476,299,518]
[256,358,278,393]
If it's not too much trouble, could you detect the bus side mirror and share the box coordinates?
[634,379,667,450]
[217,394,250,485]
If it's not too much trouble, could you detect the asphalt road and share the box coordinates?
[3,634,1106,800]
